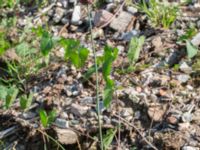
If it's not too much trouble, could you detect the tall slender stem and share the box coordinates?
[87,5,104,150]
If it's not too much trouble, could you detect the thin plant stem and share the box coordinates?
[87,4,104,150]
[37,129,66,150]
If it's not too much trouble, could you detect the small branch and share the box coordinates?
[0,126,19,139]
[114,114,158,150]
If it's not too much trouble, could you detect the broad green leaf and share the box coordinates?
[40,31,53,56]
[186,40,198,58]
[20,93,33,110]
[5,86,18,109]
[0,85,8,100]
[15,42,31,57]
[48,110,57,124]
[39,109,48,128]
[20,95,28,110]
[103,128,117,150]
[128,36,145,65]
[60,39,89,68]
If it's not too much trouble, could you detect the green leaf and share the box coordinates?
[5,86,18,109]
[102,46,118,80]
[60,39,89,68]
[178,27,197,42]
[0,85,8,100]
[103,78,114,108]
[15,42,31,57]
[20,93,33,110]
[102,45,118,108]
[103,128,117,150]
[0,32,10,55]
[48,110,57,124]
[40,31,53,56]
[39,109,48,128]
[128,36,145,65]
[186,40,198,58]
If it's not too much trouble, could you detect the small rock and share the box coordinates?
[182,146,199,150]
[134,111,141,119]
[61,18,69,24]
[106,3,117,12]
[178,122,190,131]
[57,0,68,8]
[119,30,139,41]
[2,49,21,62]
[92,28,104,39]
[126,6,138,15]
[94,10,113,27]
[71,5,81,25]
[110,11,134,32]
[121,108,133,117]
[71,103,89,116]
[177,74,190,83]
[53,7,66,23]
[152,36,162,51]
[191,32,200,47]
[69,0,77,4]
[147,103,167,122]
[116,45,125,54]
[105,0,114,3]
[182,112,193,123]
[103,116,111,124]
[54,127,78,144]
[55,118,69,128]
[180,62,192,73]
[166,116,178,125]
[22,112,36,119]
[80,97,93,105]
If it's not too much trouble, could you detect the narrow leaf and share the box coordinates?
[39,109,48,128]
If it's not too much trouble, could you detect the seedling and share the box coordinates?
[60,38,89,68]
[128,36,145,65]
[103,128,117,150]
[0,85,19,109]
[137,0,179,28]
[39,109,57,128]
[20,93,33,111]
[102,46,118,108]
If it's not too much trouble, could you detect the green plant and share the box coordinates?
[39,109,57,128]
[128,36,145,65]
[60,38,89,68]
[177,27,198,59]
[102,46,118,108]
[20,93,33,110]
[0,0,17,8]
[0,85,18,109]
[186,40,198,59]
[0,31,10,55]
[137,0,179,28]
[103,128,117,150]
[178,27,197,42]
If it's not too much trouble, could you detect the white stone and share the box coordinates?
[71,5,81,25]
[55,118,69,128]
[180,62,192,73]
[191,32,200,46]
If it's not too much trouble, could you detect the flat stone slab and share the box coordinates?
[109,11,133,32]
